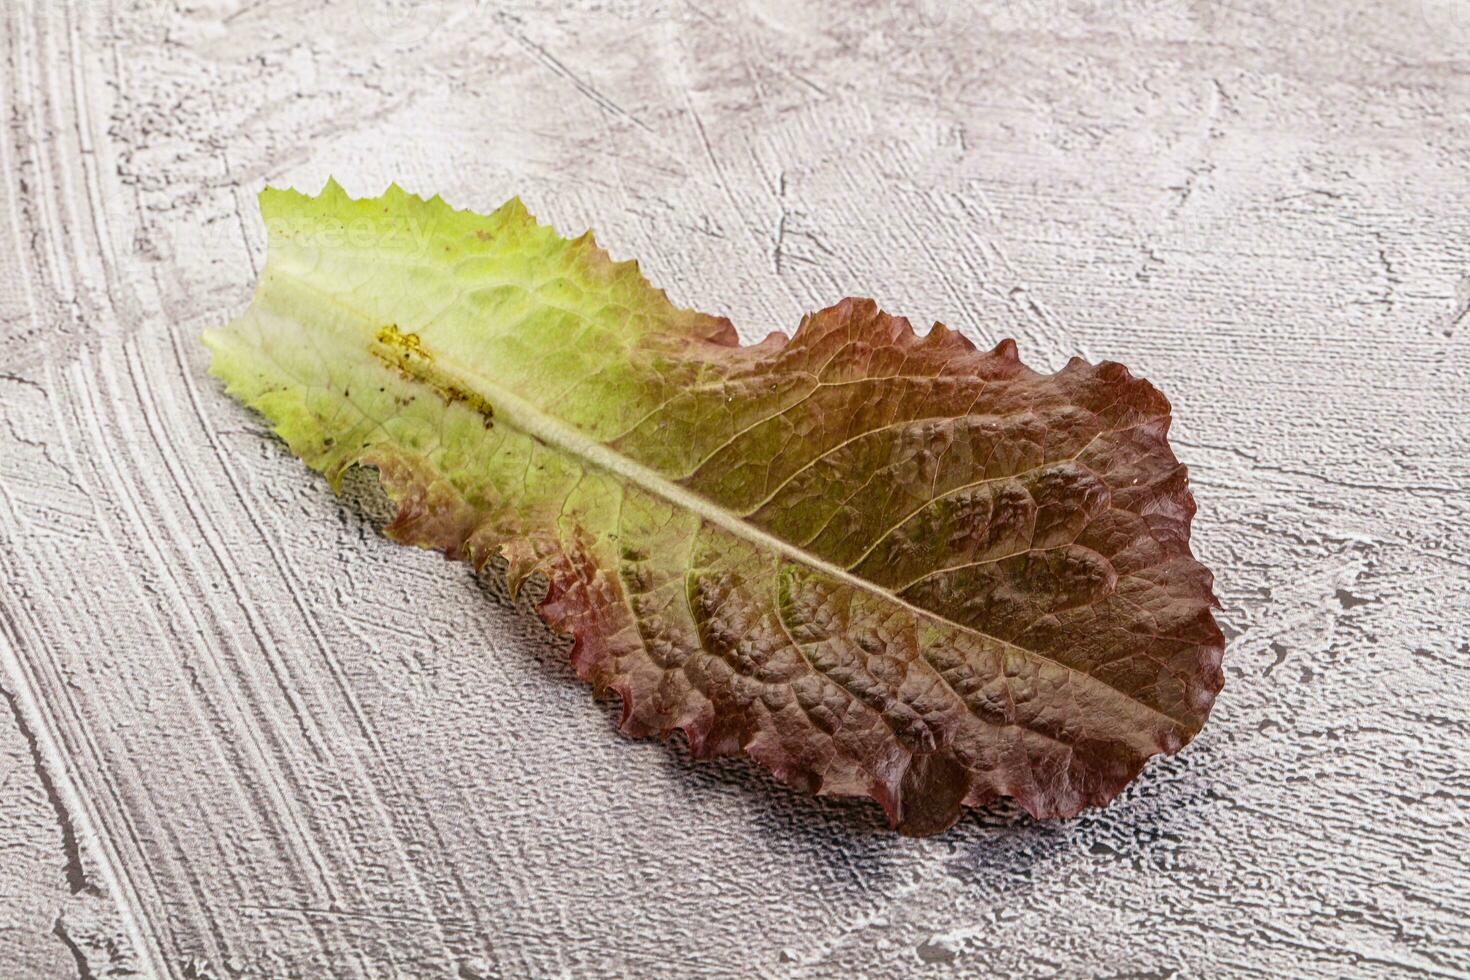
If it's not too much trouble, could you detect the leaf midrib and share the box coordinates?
[280,266,1191,732]
[463,358,1195,727]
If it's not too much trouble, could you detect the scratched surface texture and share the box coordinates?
[1,0,1468,977]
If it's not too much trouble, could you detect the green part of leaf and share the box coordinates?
[205,181,1224,835]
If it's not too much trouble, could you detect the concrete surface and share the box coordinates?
[2,0,1468,976]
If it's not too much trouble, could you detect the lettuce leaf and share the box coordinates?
[205,182,1224,835]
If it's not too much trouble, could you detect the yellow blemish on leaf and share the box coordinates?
[371,324,495,427]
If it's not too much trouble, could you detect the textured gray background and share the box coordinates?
[2,0,1468,976]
